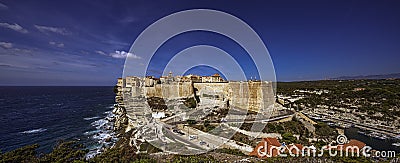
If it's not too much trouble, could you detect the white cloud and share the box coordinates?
[119,16,138,23]
[57,43,64,48]
[49,41,64,48]
[0,42,13,49]
[109,50,141,59]
[109,51,128,59]
[0,2,8,10]
[13,48,32,53]
[0,23,28,33]
[35,25,70,35]
[0,45,32,56]
[95,50,141,59]
[95,50,107,56]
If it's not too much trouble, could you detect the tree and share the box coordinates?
[282,132,297,144]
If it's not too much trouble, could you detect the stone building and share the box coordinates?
[144,76,155,87]
[202,73,224,82]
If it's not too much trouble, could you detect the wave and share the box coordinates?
[91,119,108,129]
[103,111,113,115]
[84,130,101,136]
[85,109,117,159]
[20,128,47,134]
[84,116,100,120]
[92,132,112,141]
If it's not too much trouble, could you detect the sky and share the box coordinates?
[0,0,399,85]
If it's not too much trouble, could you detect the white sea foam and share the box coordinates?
[85,109,118,160]
[92,132,111,141]
[84,116,100,120]
[103,111,113,115]
[91,119,108,129]
[84,130,101,136]
[20,128,47,134]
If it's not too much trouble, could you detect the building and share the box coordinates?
[286,144,304,156]
[338,139,366,154]
[250,137,282,158]
[190,75,202,82]
[201,76,212,83]
[125,76,141,88]
[353,87,366,91]
[201,73,224,83]
[117,78,125,87]
[211,73,223,82]
[145,76,155,87]
[160,71,175,84]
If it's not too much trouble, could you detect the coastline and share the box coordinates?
[0,86,116,154]
[84,106,119,159]
[87,102,133,158]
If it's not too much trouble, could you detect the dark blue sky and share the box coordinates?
[0,0,399,85]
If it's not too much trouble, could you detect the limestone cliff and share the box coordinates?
[119,78,275,112]
[112,104,128,131]
[113,77,276,154]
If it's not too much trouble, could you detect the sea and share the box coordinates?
[345,127,400,153]
[0,86,118,158]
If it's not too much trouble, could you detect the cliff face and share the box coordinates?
[193,81,274,112]
[114,79,276,136]
[112,104,128,131]
[113,77,276,155]
[145,82,193,99]
[122,79,275,112]
[230,81,275,112]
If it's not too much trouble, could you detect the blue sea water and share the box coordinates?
[345,127,400,153]
[0,86,117,156]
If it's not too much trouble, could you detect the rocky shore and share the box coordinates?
[112,104,128,131]
[84,108,119,159]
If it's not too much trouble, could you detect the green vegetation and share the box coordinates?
[231,132,260,146]
[170,155,216,162]
[314,122,337,139]
[0,141,87,163]
[186,119,197,125]
[139,142,162,153]
[263,119,308,136]
[2,131,394,162]
[192,120,216,132]
[281,132,297,144]
[314,140,327,149]
[183,97,197,108]
[90,129,161,162]
[147,97,167,110]
[212,148,245,156]
[278,79,400,121]
[239,119,313,145]
[113,85,119,94]
[202,94,219,99]
[0,144,39,162]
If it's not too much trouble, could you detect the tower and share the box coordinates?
[168,71,173,77]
